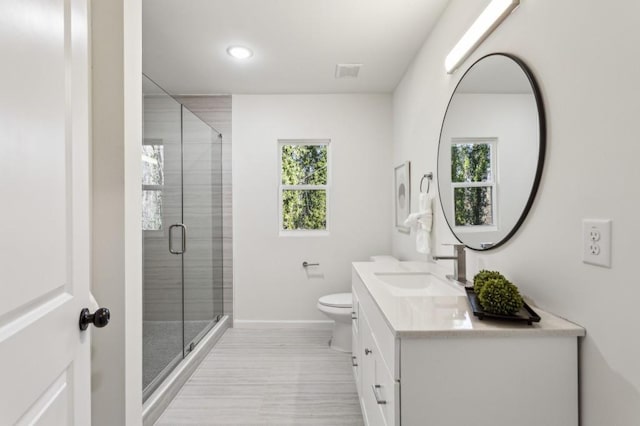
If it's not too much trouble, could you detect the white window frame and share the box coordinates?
[450,137,498,233]
[278,139,331,237]
[142,138,164,235]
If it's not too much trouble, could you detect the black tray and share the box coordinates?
[465,288,541,325]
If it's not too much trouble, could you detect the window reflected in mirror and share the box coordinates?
[450,139,495,228]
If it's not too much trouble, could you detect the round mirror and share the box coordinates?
[437,53,545,251]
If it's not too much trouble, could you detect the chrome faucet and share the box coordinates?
[432,244,467,284]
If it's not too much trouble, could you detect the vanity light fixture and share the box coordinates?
[226,45,253,60]
[444,0,519,74]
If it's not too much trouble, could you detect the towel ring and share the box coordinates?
[420,173,433,193]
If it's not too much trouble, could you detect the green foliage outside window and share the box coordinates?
[451,143,493,227]
[282,190,327,230]
[281,144,328,231]
[142,145,164,186]
[141,145,164,230]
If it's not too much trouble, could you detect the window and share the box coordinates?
[450,138,497,229]
[279,140,330,234]
[142,140,164,231]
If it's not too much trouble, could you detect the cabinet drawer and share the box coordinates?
[353,269,398,380]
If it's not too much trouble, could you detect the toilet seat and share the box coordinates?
[318,293,352,308]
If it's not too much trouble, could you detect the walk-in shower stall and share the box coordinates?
[141,75,225,403]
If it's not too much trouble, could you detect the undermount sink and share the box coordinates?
[373,272,463,297]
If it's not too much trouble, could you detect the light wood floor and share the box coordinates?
[155,328,364,425]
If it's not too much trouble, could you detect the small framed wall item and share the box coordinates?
[394,161,411,233]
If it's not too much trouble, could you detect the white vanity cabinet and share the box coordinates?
[352,263,585,426]
[353,272,399,426]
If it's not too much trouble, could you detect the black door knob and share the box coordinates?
[79,307,111,331]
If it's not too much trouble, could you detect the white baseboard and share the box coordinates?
[233,319,334,329]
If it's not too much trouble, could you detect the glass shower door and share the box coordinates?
[142,75,184,398]
[142,75,224,401]
[181,107,224,352]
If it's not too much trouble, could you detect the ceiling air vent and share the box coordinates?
[335,63,362,79]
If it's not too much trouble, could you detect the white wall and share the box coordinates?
[91,0,143,424]
[233,94,392,323]
[392,0,640,424]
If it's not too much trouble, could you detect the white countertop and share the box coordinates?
[353,261,585,338]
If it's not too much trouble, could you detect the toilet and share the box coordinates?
[318,255,398,352]
[317,292,353,352]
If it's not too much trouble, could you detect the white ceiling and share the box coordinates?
[142,0,449,95]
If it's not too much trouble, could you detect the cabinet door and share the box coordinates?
[372,342,398,426]
[352,289,360,335]
[360,311,387,426]
[352,289,361,392]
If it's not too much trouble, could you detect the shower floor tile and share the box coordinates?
[143,320,213,389]
[155,328,363,425]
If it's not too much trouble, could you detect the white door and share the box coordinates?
[0,0,93,424]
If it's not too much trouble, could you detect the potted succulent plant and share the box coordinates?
[473,270,524,315]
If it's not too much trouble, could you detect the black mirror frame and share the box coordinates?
[436,53,547,251]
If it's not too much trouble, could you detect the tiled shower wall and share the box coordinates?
[174,96,233,320]
[143,94,183,322]
[142,94,232,323]
[181,108,222,329]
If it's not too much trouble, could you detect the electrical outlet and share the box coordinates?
[583,219,611,267]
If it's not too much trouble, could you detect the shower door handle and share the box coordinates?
[169,223,187,254]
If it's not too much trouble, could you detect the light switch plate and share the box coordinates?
[583,219,611,268]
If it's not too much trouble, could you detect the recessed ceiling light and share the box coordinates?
[226,45,253,60]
